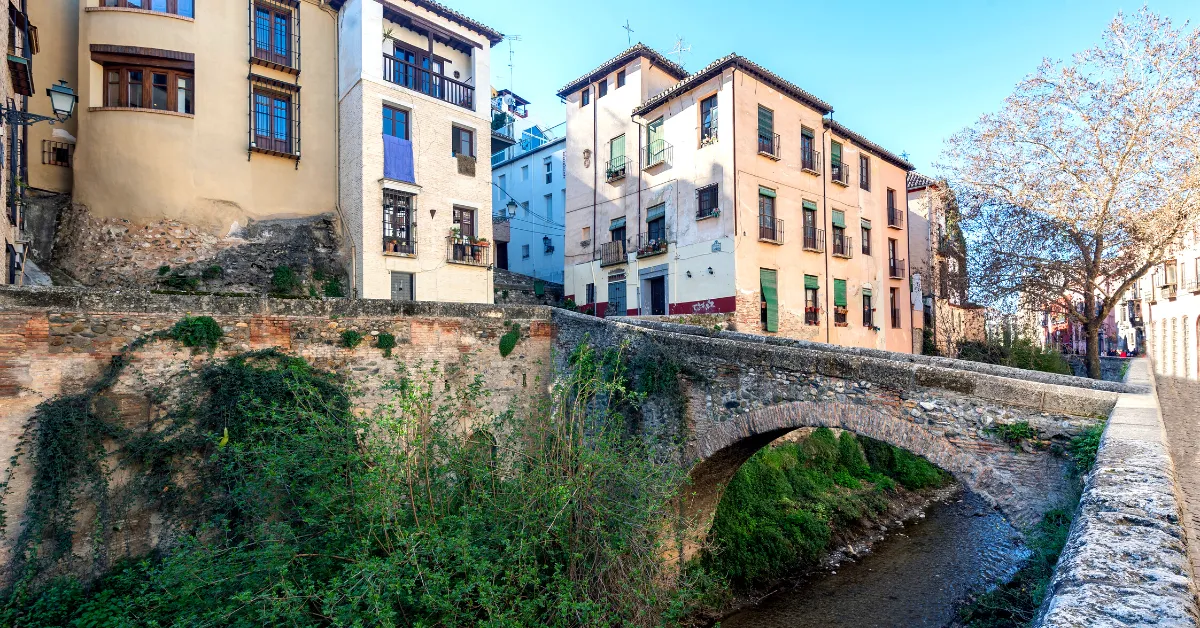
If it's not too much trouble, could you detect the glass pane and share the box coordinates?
[255,94,271,138]
[151,0,167,11]
[106,71,119,107]
[274,14,289,56]
[177,0,193,17]
[128,70,143,108]
[176,77,192,114]
[151,73,168,109]
[273,98,288,141]
[127,0,143,7]
[255,10,271,52]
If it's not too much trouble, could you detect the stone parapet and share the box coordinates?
[1037,359,1199,627]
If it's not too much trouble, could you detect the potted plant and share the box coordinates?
[385,238,397,253]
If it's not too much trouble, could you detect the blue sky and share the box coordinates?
[453,0,1200,174]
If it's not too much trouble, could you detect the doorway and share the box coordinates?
[608,276,627,317]
[648,277,666,316]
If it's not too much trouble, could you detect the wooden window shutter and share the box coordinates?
[760,268,779,333]
[834,279,847,307]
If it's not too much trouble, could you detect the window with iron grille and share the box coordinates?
[102,0,194,17]
[251,0,300,72]
[696,184,718,218]
[249,75,301,159]
[382,190,415,255]
[42,140,73,167]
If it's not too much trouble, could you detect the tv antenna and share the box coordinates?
[505,35,522,89]
[622,20,634,46]
[667,36,691,68]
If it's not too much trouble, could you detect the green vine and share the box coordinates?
[376,332,396,357]
[169,316,223,351]
[498,323,521,357]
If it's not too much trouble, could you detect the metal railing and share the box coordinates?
[758,133,781,159]
[383,53,475,110]
[1186,279,1200,293]
[383,224,416,255]
[758,215,784,244]
[1162,284,1178,299]
[802,148,822,174]
[598,239,627,266]
[889,258,906,279]
[605,156,627,182]
[446,235,491,266]
[635,231,669,258]
[863,305,874,328]
[834,306,848,326]
[803,227,825,252]
[805,307,820,326]
[888,205,904,228]
[644,139,672,168]
[831,161,850,185]
[832,232,853,258]
[491,122,566,166]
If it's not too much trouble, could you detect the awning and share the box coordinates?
[803,200,817,211]
[610,217,626,230]
[760,268,778,333]
[834,279,847,307]
[861,218,872,229]
[832,210,845,228]
[646,205,665,221]
[759,186,776,198]
[804,274,819,290]
[862,286,872,297]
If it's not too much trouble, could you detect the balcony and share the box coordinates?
[802,148,822,175]
[889,258,906,279]
[803,227,825,253]
[805,307,820,326]
[635,231,669,258]
[832,233,853,258]
[831,161,850,186]
[1188,279,1200,293]
[598,239,628,267]
[758,215,784,244]
[606,156,627,182]
[383,226,416,256]
[383,53,474,110]
[888,205,904,228]
[644,139,672,169]
[446,235,491,267]
[1162,284,1178,299]
[758,133,781,160]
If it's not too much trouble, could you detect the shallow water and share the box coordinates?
[720,490,1025,628]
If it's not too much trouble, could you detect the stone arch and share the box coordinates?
[679,401,1037,560]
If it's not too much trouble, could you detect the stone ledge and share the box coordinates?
[1036,359,1199,627]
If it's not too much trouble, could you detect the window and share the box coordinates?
[103,0,193,17]
[610,221,626,244]
[544,158,553,184]
[758,188,779,242]
[834,279,847,325]
[42,140,73,167]
[890,287,901,328]
[861,220,872,255]
[253,88,293,154]
[647,210,666,242]
[586,283,596,304]
[803,202,819,250]
[887,188,902,227]
[382,190,415,255]
[452,206,476,239]
[1166,261,1178,286]
[102,64,194,112]
[697,184,718,219]
[616,69,626,88]
[581,87,590,106]
[700,95,718,143]
[757,105,775,155]
[805,275,820,325]
[832,210,847,257]
[522,244,530,259]
[859,155,870,190]
[830,140,844,182]
[607,134,626,181]
[597,79,608,99]
[582,226,591,243]
[383,105,409,139]
[544,193,553,220]
[801,127,816,171]
[253,4,293,67]
[521,201,529,215]
[452,127,475,157]
[760,269,778,332]
[863,290,874,327]
[521,165,529,181]
[498,174,506,192]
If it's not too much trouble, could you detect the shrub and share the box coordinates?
[157,265,171,276]
[1068,422,1105,474]
[271,265,299,294]
[169,316,223,351]
[376,332,396,357]
[201,265,223,281]
[323,277,344,298]
[340,329,363,349]
[159,273,199,291]
[498,323,520,357]
[988,421,1038,445]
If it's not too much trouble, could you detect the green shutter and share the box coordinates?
[648,118,663,146]
[759,186,776,198]
[610,217,626,230]
[861,218,871,229]
[646,205,665,221]
[760,268,779,333]
[831,141,842,164]
[758,106,773,136]
[611,135,625,161]
[832,210,845,228]
[803,200,817,211]
[804,274,819,290]
[862,287,872,297]
[834,279,847,307]
[802,127,814,138]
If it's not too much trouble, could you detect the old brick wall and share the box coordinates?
[0,287,554,576]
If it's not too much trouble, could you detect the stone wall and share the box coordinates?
[1066,355,1133,382]
[493,268,564,306]
[1036,360,1199,627]
[0,287,554,575]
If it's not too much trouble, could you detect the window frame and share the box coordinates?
[42,140,73,167]
[581,87,590,107]
[616,69,626,88]
[861,222,872,255]
[102,64,194,113]
[699,94,718,143]
[452,126,475,158]
[252,86,295,155]
[859,154,870,190]
[863,293,874,327]
[383,105,409,139]
[382,189,416,255]
[697,184,719,219]
[252,2,296,69]
[102,0,194,18]
[597,78,608,99]
[544,157,553,183]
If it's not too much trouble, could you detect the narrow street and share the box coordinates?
[1155,372,1200,578]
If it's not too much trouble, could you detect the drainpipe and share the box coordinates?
[731,70,737,239]
[590,79,599,310]
[632,113,646,316]
[904,170,913,351]
[821,118,832,344]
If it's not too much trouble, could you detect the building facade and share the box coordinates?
[907,173,977,355]
[3,0,36,286]
[559,45,914,352]
[25,0,501,303]
[491,117,565,284]
[1136,228,1200,380]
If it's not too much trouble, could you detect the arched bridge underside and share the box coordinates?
[552,311,1130,557]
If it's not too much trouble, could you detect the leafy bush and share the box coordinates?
[376,332,396,357]
[340,329,363,349]
[201,265,223,281]
[1068,422,1105,474]
[169,315,222,351]
[159,272,199,291]
[271,265,299,294]
[957,337,1072,376]
[987,420,1038,445]
[157,265,171,276]
[323,277,344,298]
[499,323,520,357]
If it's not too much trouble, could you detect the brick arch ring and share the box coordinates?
[678,400,1029,560]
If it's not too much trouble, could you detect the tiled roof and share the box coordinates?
[907,172,938,190]
[632,53,833,117]
[556,43,687,98]
[826,120,914,171]
[328,0,504,46]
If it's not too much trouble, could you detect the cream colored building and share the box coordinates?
[1134,227,1200,380]
[24,0,501,303]
[560,46,915,352]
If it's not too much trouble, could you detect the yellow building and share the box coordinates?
[21,0,501,303]
[560,45,915,352]
[2,0,35,285]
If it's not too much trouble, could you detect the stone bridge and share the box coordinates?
[552,311,1130,556]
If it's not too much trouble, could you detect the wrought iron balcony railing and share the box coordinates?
[758,215,784,244]
[889,258,906,279]
[758,133,781,160]
[831,161,850,186]
[605,156,627,182]
[446,235,491,266]
[803,227,825,253]
[805,307,820,326]
[383,53,475,110]
[832,233,853,258]
[802,148,822,175]
[644,139,672,169]
[635,231,669,258]
[888,205,904,228]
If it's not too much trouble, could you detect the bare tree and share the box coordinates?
[942,9,1200,379]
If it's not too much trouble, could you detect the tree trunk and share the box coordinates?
[1085,320,1102,379]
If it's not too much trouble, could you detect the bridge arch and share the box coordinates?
[680,400,1031,560]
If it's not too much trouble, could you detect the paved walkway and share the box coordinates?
[1157,371,1200,579]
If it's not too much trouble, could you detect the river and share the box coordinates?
[720,489,1027,628]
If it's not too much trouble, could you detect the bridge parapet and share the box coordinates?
[1037,359,1199,626]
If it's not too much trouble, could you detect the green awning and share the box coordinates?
[831,141,842,163]
[834,279,847,307]
[759,186,776,198]
[832,210,845,228]
[610,217,626,230]
[611,134,625,160]
[802,127,814,138]
[758,106,774,136]
[861,218,871,229]
[804,274,819,290]
[803,200,817,211]
[760,268,778,333]
[646,205,665,221]
[862,287,872,297]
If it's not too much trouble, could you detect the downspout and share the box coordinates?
[731,69,737,239]
[904,170,914,352]
[632,112,645,316]
[821,118,831,344]
[591,80,598,310]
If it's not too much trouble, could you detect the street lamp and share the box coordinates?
[505,199,518,217]
[2,79,76,126]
